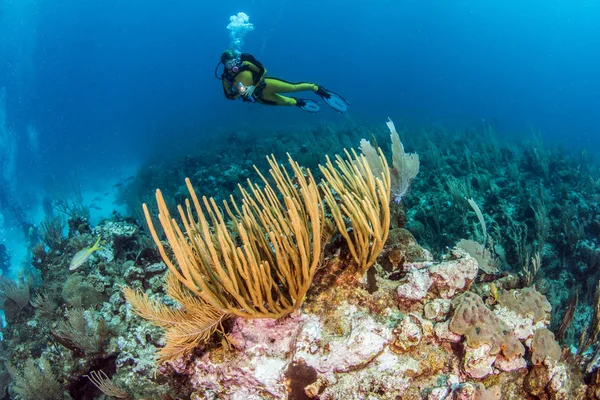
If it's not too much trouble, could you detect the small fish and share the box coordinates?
[90,205,102,210]
[92,196,102,202]
[69,237,102,271]
[104,192,109,196]
[112,182,123,188]
[489,282,499,303]
[124,176,134,181]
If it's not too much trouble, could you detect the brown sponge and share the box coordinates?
[450,292,524,359]
[497,287,552,323]
[531,327,562,365]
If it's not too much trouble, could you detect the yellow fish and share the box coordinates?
[489,282,499,302]
[69,237,102,271]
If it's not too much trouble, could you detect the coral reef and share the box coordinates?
[148,244,584,399]
[3,121,600,399]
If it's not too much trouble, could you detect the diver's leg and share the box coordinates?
[256,78,321,112]
[258,92,320,113]
[259,92,297,106]
[263,78,318,95]
[262,78,349,113]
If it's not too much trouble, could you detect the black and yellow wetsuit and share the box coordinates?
[222,53,319,107]
[221,53,349,113]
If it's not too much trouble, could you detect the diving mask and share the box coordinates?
[225,58,240,73]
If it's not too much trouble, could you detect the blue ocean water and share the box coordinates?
[1,0,599,276]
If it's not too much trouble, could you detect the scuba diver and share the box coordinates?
[216,50,349,113]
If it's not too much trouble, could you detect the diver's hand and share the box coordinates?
[242,85,256,98]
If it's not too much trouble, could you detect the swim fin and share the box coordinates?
[295,98,320,113]
[315,86,350,114]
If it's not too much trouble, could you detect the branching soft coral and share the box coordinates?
[7,357,63,400]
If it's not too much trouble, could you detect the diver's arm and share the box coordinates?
[222,79,240,100]
[242,54,267,85]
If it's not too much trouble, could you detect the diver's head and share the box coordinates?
[221,49,240,74]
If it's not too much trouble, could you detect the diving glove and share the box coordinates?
[242,84,256,98]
